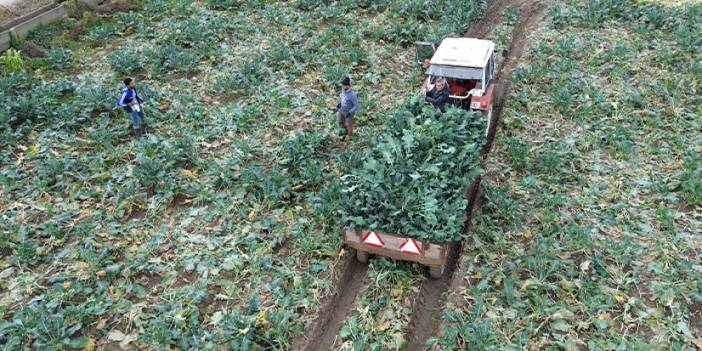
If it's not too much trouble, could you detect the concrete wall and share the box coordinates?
[0,3,67,52]
[0,30,9,51]
[0,0,105,52]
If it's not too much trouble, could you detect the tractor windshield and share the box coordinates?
[414,41,436,65]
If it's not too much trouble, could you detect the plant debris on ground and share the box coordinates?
[431,0,702,349]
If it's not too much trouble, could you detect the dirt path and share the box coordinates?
[488,1,548,151]
[400,2,548,350]
[401,179,482,351]
[292,251,369,351]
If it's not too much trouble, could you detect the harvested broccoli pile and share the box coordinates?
[339,96,485,243]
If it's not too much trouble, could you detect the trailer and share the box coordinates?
[343,228,452,279]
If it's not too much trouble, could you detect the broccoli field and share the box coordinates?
[1,0,700,350]
[432,1,702,350]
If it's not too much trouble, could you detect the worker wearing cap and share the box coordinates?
[337,76,359,146]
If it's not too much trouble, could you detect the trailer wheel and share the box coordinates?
[356,249,369,263]
[429,264,445,279]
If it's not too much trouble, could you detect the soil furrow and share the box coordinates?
[292,250,369,351]
[401,177,482,351]
[400,2,548,350]
[488,1,548,152]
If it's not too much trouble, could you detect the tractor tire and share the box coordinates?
[483,107,494,138]
[356,249,369,263]
[429,264,445,279]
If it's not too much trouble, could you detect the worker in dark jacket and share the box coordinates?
[425,77,449,112]
[118,78,146,137]
[337,76,359,147]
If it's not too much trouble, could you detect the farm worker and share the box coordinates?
[118,78,147,137]
[422,58,431,70]
[426,77,449,112]
[337,76,359,147]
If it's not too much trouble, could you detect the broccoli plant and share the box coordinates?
[338,96,486,243]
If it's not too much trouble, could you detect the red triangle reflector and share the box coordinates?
[400,239,422,255]
[362,231,384,248]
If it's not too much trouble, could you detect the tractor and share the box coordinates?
[416,38,496,136]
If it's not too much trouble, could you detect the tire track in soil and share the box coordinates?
[401,2,548,350]
[292,250,369,351]
[401,176,482,351]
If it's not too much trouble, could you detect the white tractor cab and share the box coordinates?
[415,38,496,136]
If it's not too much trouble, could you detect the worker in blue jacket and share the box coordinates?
[118,78,146,137]
[336,76,359,147]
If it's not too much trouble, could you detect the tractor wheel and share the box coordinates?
[429,264,445,279]
[356,249,369,263]
[483,107,493,137]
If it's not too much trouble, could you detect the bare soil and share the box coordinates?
[489,1,548,152]
[0,7,12,26]
[95,0,138,15]
[465,0,533,39]
[691,301,701,335]
[20,40,45,57]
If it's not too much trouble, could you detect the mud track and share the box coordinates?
[292,250,369,351]
[401,2,547,350]
[401,177,482,351]
[294,1,547,350]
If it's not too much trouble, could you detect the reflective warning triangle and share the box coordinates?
[400,239,422,255]
[362,231,384,247]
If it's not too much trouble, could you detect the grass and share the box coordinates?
[431,0,702,350]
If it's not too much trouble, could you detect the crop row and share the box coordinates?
[433,0,702,349]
